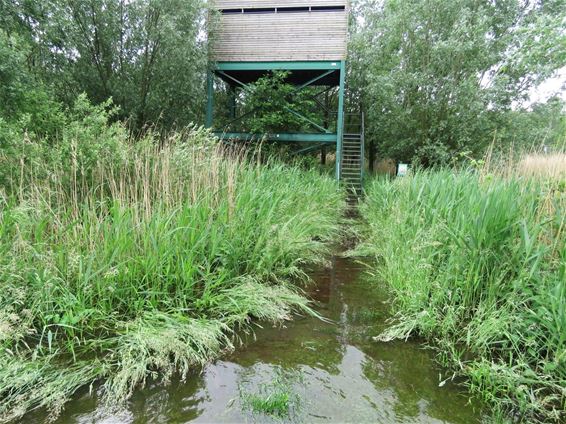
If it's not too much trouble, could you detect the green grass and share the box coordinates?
[0,128,345,421]
[358,169,565,423]
[239,367,303,419]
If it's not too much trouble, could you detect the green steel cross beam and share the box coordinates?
[215,132,338,143]
[216,70,250,92]
[283,106,331,134]
[296,69,336,91]
[293,143,333,155]
[212,65,336,135]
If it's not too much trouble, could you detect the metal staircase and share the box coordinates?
[340,112,364,202]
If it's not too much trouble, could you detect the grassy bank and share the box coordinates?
[0,117,344,421]
[358,163,565,422]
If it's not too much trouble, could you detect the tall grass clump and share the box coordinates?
[0,101,345,421]
[358,163,565,422]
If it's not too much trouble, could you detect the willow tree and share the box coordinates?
[349,0,566,165]
[1,0,209,131]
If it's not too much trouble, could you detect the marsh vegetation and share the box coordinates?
[357,156,566,422]
[0,100,344,421]
[1,0,565,422]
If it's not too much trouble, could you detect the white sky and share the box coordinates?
[527,66,566,105]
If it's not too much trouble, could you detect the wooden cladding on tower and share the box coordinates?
[210,1,349,62]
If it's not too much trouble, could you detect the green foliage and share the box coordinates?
[2,0,209,131]
[238,71,321,134]
[0,93,126,189]
[0,30,65,138]
[358,170,565,422]
[0,123,345,421]
[350,0,566,165]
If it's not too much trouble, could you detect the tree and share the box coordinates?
[349,0,566,165]
[0,29,65,138]
[1,0,209,131]
[241,71,320,135]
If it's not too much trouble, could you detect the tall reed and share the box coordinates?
[0,128,345,421]
[359,164,565,422]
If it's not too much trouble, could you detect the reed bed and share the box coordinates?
[0,128,345,422]
[358,163,565,422]
[516,153,566,179]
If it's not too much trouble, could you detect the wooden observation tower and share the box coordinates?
[207,0,363,186]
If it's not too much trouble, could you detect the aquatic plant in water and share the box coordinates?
[239,367,304,420]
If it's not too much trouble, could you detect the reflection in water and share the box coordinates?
[32,257,483,423]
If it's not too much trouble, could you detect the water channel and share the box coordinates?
[35,256,483,423]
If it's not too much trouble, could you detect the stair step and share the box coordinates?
[341,115,364,200]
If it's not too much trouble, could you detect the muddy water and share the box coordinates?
[47,257,483,423]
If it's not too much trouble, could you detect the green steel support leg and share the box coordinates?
[336,61,346,180]
[206,70,214,128]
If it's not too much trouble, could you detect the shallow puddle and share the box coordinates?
[34,257,483,423]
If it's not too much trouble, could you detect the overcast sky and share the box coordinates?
[527,66,566,105]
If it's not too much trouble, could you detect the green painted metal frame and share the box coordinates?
[206,69,214,128]
[336,60,345,180]
[215,61,342,71]
[206,60,346,179]
[214,132,337,143]
[293,143,334,155]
